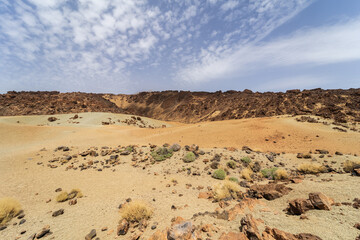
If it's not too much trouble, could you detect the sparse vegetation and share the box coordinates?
[343,160,360,173]
[274,168,289,180]
[0,198,22,225]
[120,200,153,222]
[213,180,242,201]
[226,161,236,169]
[56,189,83,202]
[297,163,327,174]
[241,156,251,164]
[212,169,226,180]
[241,168,253,181]
[56,191,69,202]
[228,177,239,183]
[183,152,196,163]
[69,189,83,199]
[151,147,173,161]
[261,167,278,179]
[125,146,134,152]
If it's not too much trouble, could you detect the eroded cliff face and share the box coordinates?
[1,88,359,123]
[0,91,122,116]
[105,89,360,123]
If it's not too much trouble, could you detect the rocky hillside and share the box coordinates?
[106,88,360,123]
[0,91,122,116]
[1,89,359,123]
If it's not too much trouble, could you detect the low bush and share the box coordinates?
[0,198,22,225]
[183,152,196,163]
[297,163,327,174]
[228,177,239,183]
[212,169,226,180]
[226,161,236,169]
[343,160,360,173]
[241,157,251,164]
[151,147,173,161]
[120,200,153,222]
[213,180,242,201]
[274,168,289,180]
[56,192,69,202]
[240,168,253,181]
[261,167,278,179]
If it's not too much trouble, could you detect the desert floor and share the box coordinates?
[0,113,359,240]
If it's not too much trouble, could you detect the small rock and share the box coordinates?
[354,223,360,230]
[69,199,77,206]
[168,221,194,240]
[117,219,129,235]
[36,225,50,239]
[52,209,64,217]
[0,225,7,231]
[309,192,332,210]
[27,233,36,240]
[85,229,96,240]
[19,219,26,225]
[170,143,181,152]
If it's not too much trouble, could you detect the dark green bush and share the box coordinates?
[227,161,236,169]
[212,169,226,180]
[183,152,196,163]
[151,147,173,161]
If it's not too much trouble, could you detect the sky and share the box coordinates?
[0,0,360,94]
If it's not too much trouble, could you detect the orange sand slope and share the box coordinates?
[0,114,359,156]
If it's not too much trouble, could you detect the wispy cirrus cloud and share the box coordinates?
[0,0,316,93]
[175,17,360,84]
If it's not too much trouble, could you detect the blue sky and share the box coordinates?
[0,0,359,93]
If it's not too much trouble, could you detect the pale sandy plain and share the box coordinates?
[0,112,359,240]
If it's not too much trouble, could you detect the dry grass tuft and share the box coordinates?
[0,198,22,225]
[297,163,326,174]
[274,168,289,180]
[120,200,153,222]
[70,189,83,198]
[241,168,253,181]
[343,160,360,173]
[56,191,69,202]
[213,180,242,201]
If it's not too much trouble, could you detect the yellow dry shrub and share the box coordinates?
[241,168,253,181]
[0,198,22,225]
[70,189,83,198]
[213,180,241,201]
[120,200,153,222]
[343,160,360,173]
[274,168,289,180]
[297,163,326,174]
[56,191,69,202]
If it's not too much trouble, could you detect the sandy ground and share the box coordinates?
[0,113,359,240]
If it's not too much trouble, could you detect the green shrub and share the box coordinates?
[261,167,278,179]
[125,146,133,152]
[241,157,251,164]
[212,169,226,180]
[228,177,239,183]
[151,147,173,161]
[226,161,236,169]
[183,152,196,163]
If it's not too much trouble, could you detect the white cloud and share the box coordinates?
[221,0,239,11]
[0,0,317,93]
[175,18,360,83]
